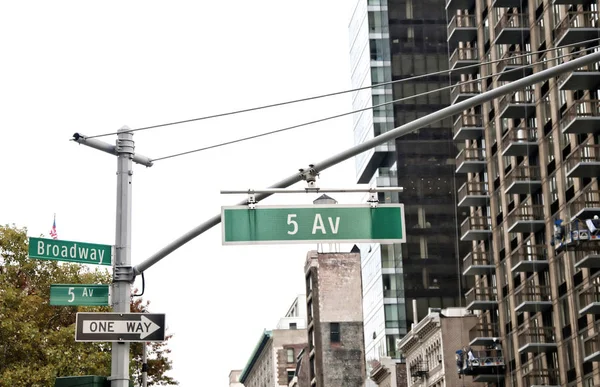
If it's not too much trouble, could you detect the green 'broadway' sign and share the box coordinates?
[222,204,405,245]
[28,237,112,266]
[50,284,110,306]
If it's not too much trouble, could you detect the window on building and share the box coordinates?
[287,348,295,363]
[289,322,297,330]
[287,370,295,383]
[330,322,341,343]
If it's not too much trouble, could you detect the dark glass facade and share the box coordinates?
[386,0,470,329]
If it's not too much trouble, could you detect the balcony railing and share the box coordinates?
[450,47,479,69]
[504,165,542,195]
[447,14,477,43]
[569,185,600,221]
[498,89,536,118]
[463,246,494,276]
[555,11,599,46]
[506,204,545,233]
[458,181,489,207]
[510,244,548,272]
[497,51,533,81]
[521,363,560,386]
[450,81,481,103]
[560,100,600,134]
[583,330,600,362]
[517,326,557,352]
[579,284,600,314]
[469,322,501,345]
[460,215,492,241]
[565,140,600,178]
[558,67,600,90]
[574,247,600,270]
[501,126,538,156]
[494,13,529,44]
[513,282,552,312]
[453,113,484,141]
[466,286,497,309]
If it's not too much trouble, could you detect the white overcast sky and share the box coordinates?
[1,1,364,385]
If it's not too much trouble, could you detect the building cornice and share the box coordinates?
[239,330,272,383]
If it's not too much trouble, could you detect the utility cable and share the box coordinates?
[85,37,600,140]
[150,44,600,163]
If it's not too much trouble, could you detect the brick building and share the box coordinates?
[304,249,366,387]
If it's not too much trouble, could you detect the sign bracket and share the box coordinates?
[113,265,135,283]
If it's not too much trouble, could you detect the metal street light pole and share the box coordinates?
[73,127,152,387]
[133,49,600,275]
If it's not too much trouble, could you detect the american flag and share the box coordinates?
[50,215,58,240]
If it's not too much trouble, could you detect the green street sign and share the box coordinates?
[28,237,112,266]
[222,204,405,245]
[50,284,110,306]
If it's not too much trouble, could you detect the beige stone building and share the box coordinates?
[398,308,495,387]
[446,0,600,383]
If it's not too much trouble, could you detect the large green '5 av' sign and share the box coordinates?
[222,204,405,245]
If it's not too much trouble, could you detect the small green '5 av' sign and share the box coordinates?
[222,204,405,245]
[28,237,112,266]
[50,284,110,306]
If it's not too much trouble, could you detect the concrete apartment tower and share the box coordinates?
[304,249,366,387]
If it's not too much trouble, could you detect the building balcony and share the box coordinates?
[583,330,600,362]
[555,11,599,47]
[469,322,501,346]
[501,126,538,157]
[565,141,600,178]
[510,244,548,273]
[521,363,561,386]
[513,282,552,313]
[449,47,479,75]
[463,247,495,276]
[558,69,600,91]
[506,203,545,234]
[569,184,600,221]
[579,285,600,315]
[498,89,536,119]
[553,0,592,5]
[453,113,484,141]
[456,147,486,174]
[504,165,542,195]
[458,181,489,207]
[492,0,526,7]
[560,100,600,135]
[496,51,533,82]
[409,361,428,378]
[494,13,530,45]
[446,0,476,11]
[460,215,492,241]
[574,247,600,270]
[466,286,498,310]
[450,82,480,104]
[448,15,477,43]
[517,326,557,353]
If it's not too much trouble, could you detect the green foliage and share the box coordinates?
[0,225,178,386]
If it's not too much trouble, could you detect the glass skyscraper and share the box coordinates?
[348,0,469,375]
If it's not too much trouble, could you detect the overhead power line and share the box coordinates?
[149,44,600,163]
[85,38,600,140]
